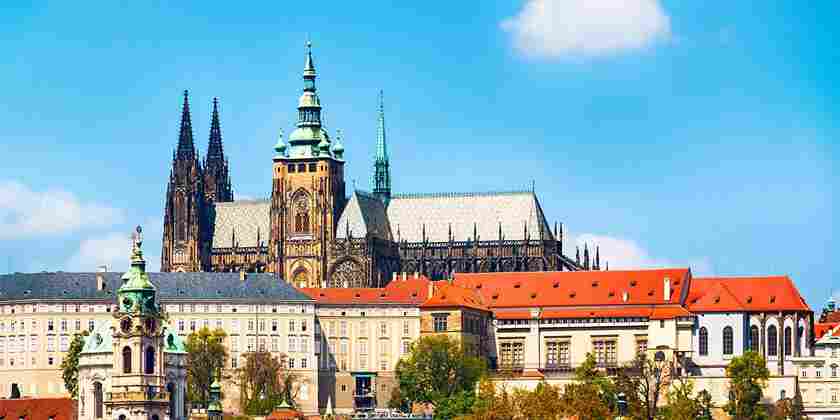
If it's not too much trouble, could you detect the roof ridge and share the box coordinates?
[391,190,533,200]
[216,199,270,205]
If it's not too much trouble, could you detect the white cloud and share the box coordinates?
[65,219,162,272]
[500,0,671,58]
[0,181,123,239]
[569,232,713,275]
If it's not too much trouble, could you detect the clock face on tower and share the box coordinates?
[122,297,133,311]
[120,318,132,333]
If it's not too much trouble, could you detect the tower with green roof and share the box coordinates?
[372,90,391,205]
[77,226,187,420]
[269,41,348,285]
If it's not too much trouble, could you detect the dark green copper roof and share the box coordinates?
[0,272,312,303]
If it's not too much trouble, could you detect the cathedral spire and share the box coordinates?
[176,90,195,160]
[204,97,233,202]
[206,97,224,163]
[372,90,391,205]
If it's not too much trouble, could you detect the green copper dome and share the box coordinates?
[274,129,287,156]
[116,226,160,317]
[332,129,345,159]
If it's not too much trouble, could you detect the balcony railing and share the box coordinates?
[492,362,621,378]
[107,385,168,403]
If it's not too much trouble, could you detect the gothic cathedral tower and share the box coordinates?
[372,90,391,205]
[269,42,347,286]
[161,91,209,272]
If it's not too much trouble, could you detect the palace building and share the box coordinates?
[160,42,590,286]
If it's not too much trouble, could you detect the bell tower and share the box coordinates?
[110,226,184,419]
[269,41,347,286]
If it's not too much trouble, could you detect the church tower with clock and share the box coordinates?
[78,226,187,420]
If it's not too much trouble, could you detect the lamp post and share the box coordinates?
[616,392,627,420]
[207,370,223,420]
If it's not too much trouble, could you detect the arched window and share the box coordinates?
[768,325,778,356]
[784,326,792,356]
[122,346,132,373]
[797,326,804,354]
[292,191,311,234]
[144,346,155,374]
[699,327,709,356]
[723,326,734,355]
[93,382,103,419]
[749,325,760,352]
[293,269,309,288]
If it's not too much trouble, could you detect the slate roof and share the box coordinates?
[212,199,270,248]
[0,272,312,302]
[335,191,392,240]
[387,191,554,242]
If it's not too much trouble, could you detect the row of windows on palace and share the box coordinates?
[799,388,840,406]
[696,325,806,357]
[0,303,315,315]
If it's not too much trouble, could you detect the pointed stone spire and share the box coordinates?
[207,97,224,162]
[204,97,233,203]
[595,246,600,270]
[576,246,580,265]
[176,90,195,160]
[372,89,391,205]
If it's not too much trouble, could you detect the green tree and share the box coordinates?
[236,351,301,415]
[60,330,89,398]
[462,379,517,420]
[558,353,615,420]
[185,327,228,406]
[697,390,714,420]
[394,335,486,413]
[614,354,670,420]
[657,379,700,420]
[514,381,564,420]
[770,396,809,420]
[724,351,770,420]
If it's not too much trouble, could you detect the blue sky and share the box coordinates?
[0,2,836,309]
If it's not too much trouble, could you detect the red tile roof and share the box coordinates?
[493,305,691,320]
[420,282,489,312]
[298,276,431,305]
[823,311,840,323]
[815,323,839,340]
[453,268,691,309]
[687,276,810,312]
[0,398,76,420]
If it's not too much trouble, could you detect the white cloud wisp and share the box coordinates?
[501,0,671,58]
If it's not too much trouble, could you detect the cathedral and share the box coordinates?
[160,43,597,287]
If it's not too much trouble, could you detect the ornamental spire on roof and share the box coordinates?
[206,97,224,163]
[372,89,391,205]
[176,90,195,160]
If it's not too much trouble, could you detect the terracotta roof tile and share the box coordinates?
[453,268,690,309]
[815,323,840,340]
[0,398,76,420]
[420,282,489,312]
[298,276,430,305]
[687,276,810,312]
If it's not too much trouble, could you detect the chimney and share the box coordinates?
[414,272,419,279]
[96,265,107,292]
[392,272,397,282]
[402,272,407,282]
[240,270,247,282]
[427,282,435,299]
[663,277,671,301]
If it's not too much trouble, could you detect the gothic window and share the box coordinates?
[723,326,734,355]
[93,382,103,419]
[749,325,759,352]
[699,327,708,356]
[785,326,792,356]
[797,326,804,353]
[122,346,132,373]
[293,269,309,288]
[330,259,364,288]
[144,346,155,374]
[768,325,778,356]
[176,193,186,241]
[292,191,311,234]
